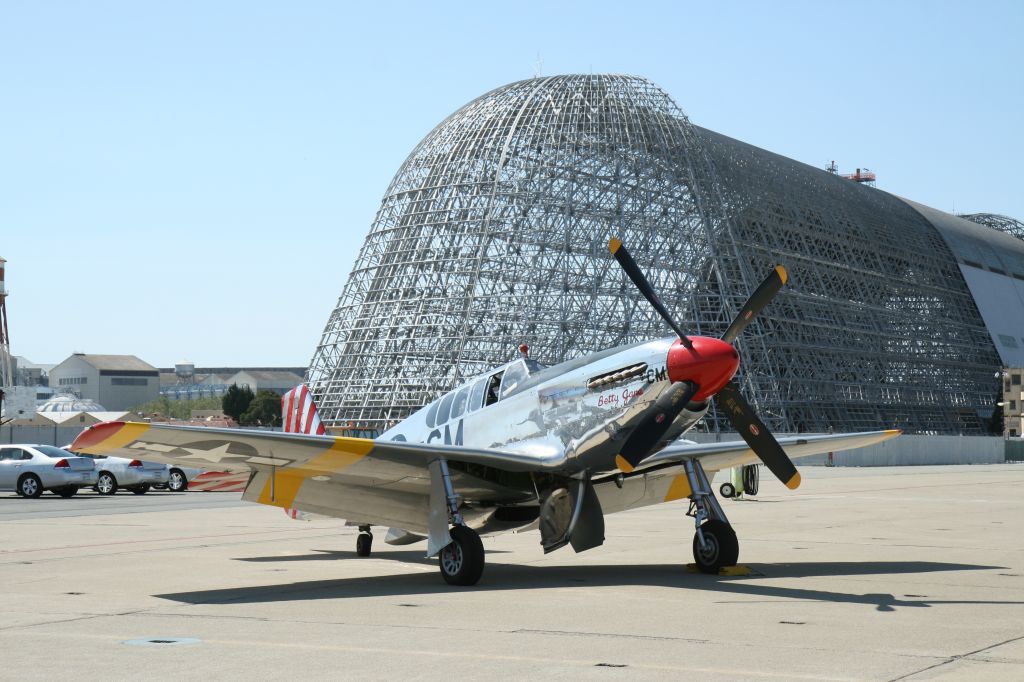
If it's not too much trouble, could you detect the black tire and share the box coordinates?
[743,464,759,497]
[719,482,736,499]
[692,519,739,574]
[18,474,43,499]
[130,484,150,495]
[167,469,188,492]
[96,471,119,495]
[55,486,79,498]
[439,525,485,586]
[356,532,373,557]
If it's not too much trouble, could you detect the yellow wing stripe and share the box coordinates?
[89,422,151,455]
[257,436,375,507]
[664,474,693,502]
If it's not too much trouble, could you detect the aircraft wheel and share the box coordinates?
[719,482,736,499]
[692,520,739,574]
[130,484,150,495]
[356,532,373,557]
[439,525,484,586]
[55,486,79,498]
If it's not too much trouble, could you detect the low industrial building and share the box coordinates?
[48,354,159,411]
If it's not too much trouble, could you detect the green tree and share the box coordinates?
[132,396,226,420]
[222,384,255,422]
[239,390,281,427]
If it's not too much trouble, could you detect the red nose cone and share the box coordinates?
[666,337,740,401]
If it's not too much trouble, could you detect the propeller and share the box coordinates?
[609,237,693,349]
[714,381,801,489]
[721,265,788,344]
[615,381,698,473]
[608,236,801,489]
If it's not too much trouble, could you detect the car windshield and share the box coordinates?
[34,445,73,459]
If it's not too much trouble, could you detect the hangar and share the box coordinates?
[307,74,1024,435]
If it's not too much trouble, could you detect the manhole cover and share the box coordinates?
[123,637,202,647]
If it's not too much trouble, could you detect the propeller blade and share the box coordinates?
[721,265,788,344]
[615,381,699,473]
[714,380,801,489]
[609,237,693,349]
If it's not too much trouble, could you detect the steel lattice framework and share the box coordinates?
[308,74,1001,435]
[959,213,1024,240]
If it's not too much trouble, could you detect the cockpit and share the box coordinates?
[423,357,548,429]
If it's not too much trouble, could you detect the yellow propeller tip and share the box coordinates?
[609,237,622,254]
[614,455,634,474]
[785,471,801,490]
[775,265,788,285]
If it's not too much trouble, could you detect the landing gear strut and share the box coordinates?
[683,459,739,573]
[429,458,484,586]
[356,525,373,557]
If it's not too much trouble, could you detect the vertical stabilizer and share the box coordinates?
[280,384,324,521]
[281,384,327,435]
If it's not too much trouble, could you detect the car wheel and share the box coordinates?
[96,472,119,495]
[55,486,79,498]
[130,484,151,495]
[18,474,43,499]
[168,469,188,492]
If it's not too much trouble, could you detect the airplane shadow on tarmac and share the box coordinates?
[155,557,1020,613]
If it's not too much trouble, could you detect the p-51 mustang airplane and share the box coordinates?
[72,238,899,586]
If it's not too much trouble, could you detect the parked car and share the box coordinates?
[151,466,198,492]
[0,444,98,498]
[80,454,170,495]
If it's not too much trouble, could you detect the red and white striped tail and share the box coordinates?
[282,384,326,435]
[282,384,323,521]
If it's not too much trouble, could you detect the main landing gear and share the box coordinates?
[683,459,739,573]
[430,458,485,586]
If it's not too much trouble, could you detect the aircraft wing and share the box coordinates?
[642,429,901,474]
[70,421,562,532]
[72,421,566,473]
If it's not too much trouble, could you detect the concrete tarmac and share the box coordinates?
[1,465,1023,681]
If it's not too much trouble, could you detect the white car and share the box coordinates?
[152,466,198,493]
[0,444,98,498]
[85,455,170,495]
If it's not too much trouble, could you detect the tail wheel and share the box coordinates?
[356,532,373,557]
[439,525,485,586]
[18,474,43,499]
[692,519,739,574]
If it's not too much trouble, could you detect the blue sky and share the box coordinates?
[3,1,1022,368]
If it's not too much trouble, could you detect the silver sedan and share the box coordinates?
[79,454,170,495]
[0,444,98,498]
